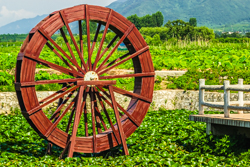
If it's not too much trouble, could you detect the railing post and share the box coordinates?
[199,79,205,115]
[238,78,244,114]
[224,80,230,118]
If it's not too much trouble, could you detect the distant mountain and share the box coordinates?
[107,0,250,29]
[0,14,48,34]
[1,0,250,34]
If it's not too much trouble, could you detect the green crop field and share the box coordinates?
[1,35,250,166]
[1,39,250,91]
[1,108,250,166]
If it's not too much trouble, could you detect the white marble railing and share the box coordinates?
[199,79,250,118]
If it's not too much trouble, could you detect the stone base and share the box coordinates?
[190,114,250,138]
[206,123,250,138]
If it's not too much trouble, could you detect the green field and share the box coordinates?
[1,40,250,91]
[1,36,250,166]
[1,108,250,166]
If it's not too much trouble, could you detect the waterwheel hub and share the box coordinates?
[84,71,99,87]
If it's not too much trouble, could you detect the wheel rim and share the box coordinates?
[15,5,155,155]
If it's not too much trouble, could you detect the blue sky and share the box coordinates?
[0,0,116,27]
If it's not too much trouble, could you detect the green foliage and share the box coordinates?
[189,18,197,27]
[0,34,27,42]
[151,46,250,71]
[164,20,215,41]
[0,71,15,92]
[246,32,250,38]
[81,21,98,34]
[167,69,250,90]
[127,11,164,30]
[1,109,250,166]
[2,40,250,92]
[127,14,141,30]
[152,11,164,27]
[140,27,169,40]
[212,37,250,43]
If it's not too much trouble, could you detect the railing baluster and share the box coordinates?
[224,80,230,118]
[238,79,244,114]
[199,79,205,115]
[199,78,250,117]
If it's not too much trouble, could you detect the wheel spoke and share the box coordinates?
[65,88,88,134]
[99,72,155,80]
[79,87,90,136]
[46,42,78,73]
[92,10,113,70]
[96,35,119,65]
[84,104,88,137]
[38,28,86,74]
[96,24,134,72]
[17,78,80,87]
[59,11,88,72]
[85,5,92,70]
[65,104,76,133]
[39,83,74,103]
[59,28,77,63]
[93,89,108,131]
[49,90,76,121]
[94,109,102,134]
[98,46,149,76]
[108,86,129,155]
[98,52,130,71]
[59,137,71,159]
[68,86,85,157]
[90,87,97,152]
[27,85,79,115]
[109,86,152,103]
[53,87,65,120]
[97,86,140,127]
[45,95,78,137]
[94,87,121,144]
[78,20,84,67]
[24,54,83,78]
[94,87,123,117]
[90,22,102,58]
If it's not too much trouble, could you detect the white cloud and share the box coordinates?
[0,0,117,28]
[0,6,37,27]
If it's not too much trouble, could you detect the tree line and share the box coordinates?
[1,11,249,44]
[127,11,164,29]
[0,34,28,42]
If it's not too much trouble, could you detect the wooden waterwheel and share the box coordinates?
[15,5,155,157]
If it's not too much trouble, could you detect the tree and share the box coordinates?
[140,14,156,27]
[152,11,164,27]
[81,21,97,34]
[127,11,164,30]
[246,32,250,38]
[164,19,191,40]
[127,14,141,30]
[189,18,197,27]
[152,34,162,45]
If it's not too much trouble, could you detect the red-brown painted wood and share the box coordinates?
[15,4,154,158]
[98,46,149,75]
[77,80,116,86]
[68,86,85,157]
[109,86,129,155]
[99,72,155,80]
[96,24,134,72]
[92,9,113,70]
